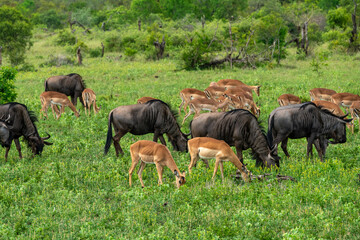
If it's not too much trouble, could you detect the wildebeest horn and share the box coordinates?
[5,114,10,122]
[41,132,51,140]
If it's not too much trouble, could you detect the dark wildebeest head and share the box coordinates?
[267,102,352,161]
[44,73,86,106]
[190,109,279,168]
[104,100,188,156]
[0,119,12,148]
[0,103,52,160]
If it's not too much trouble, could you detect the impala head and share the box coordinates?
[174,170,186,188]
[240,165,252,183]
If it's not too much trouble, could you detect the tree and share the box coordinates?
[0,66,17,104]
[0,6,33,65]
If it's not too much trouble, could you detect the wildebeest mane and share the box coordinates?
[67,73,86,89]
[145,99,180,125]
[301,101,347,119]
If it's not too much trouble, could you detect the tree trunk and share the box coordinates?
[350,0,358,47]
[138,19,141,31]
[201,15,205,29]
[101,42,105,57]
[154,36,166,60]
[301,22,309,55]
[77,47,82,65]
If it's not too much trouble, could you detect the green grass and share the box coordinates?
[0,35,360,239]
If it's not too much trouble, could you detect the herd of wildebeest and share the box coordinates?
[0,73,359,187]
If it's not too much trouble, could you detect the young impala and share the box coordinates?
[331,93,360,113]
[204,85,226,99]
[181,96,231,124]
[277,94,301,106]
[179,88,208,114]
[82,88,100,115]
[40,91,80,119]
[129,140,186,188]
[309,88,337,101]
[223,90,260,117]
[137,96,158,104]
[188,137,251,182]
[350,101,360,133]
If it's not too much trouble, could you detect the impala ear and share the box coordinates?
[182,171,186,177]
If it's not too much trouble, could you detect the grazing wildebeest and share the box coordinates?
[267,102,352,161]
[104,100,188,156]
[190,109,280,168]
[44,73,85,106]
[0,102,52,161]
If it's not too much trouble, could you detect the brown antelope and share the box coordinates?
[277,94,301,106]
[128,140,186,188]
[188,137,251,182]
[331,93,360,113]
[82,88,100,115]
[216,79,261,96]
[309,88,337,101]
[223,89,260,117]
[137,96,158,104]
[312,100,346,117]
[350,101,360,133]
[40,91,80,119]
[204,85,226,99]
[182,97,231,124]
[179,88,208,114]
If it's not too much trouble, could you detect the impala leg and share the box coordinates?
[189,151,200,173]
[155,163,164,185]
[178,101,184,115]
[129,152,140,187]
[14,139,22,159]
[137,161,146,188]
[219,160,224,181]
[182,109,193,125]
[212,159,221,181]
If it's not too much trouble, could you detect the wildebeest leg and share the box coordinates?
[113,131,125,156]
[314,137,327,161]
[235,144,244,163]
[306,135,316,159]
[281,138,290,157]
[14,139,23,159]
[4,146,11,162]
[158,134,167,146]
[71,95,76,106]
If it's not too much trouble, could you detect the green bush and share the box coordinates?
[54,30,76,46]
[89,48,102,58]
[0,66,17,104]
[39,54,75,68]
[124,47,138,60]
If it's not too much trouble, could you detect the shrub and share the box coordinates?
[39,54,75,67]
[89,48,102,58]
[54,30,76,46]
[124,47,138,60]
[0,66,17,104]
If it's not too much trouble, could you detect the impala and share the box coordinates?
[82,88,100,115]
[223,90,260,117]
[182,96,231,124]
[188,137,251,182]
[350,101,360,133]
[128,140,186,188]
[309,88,337,101]
[137,96,158,104]
[179,88,208,114]
[40,91,80,119]
[216,79,261,96]
[204,85,226,99]
[277,94,301,106]
[331,93,360,113]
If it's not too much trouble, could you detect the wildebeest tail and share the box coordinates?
[45,80,49,91]
[267,115,275,148]
[104,111,114,155]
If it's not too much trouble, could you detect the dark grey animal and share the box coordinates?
[190,109,280,168]
[104,100,188,156]
[267,102,352,161]
[0,102,52,161]
[44,73,86,106]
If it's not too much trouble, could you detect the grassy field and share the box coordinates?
[1,33,360,239]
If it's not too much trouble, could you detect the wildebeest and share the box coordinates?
[104,100,188,156]
[44,73,86,106]
[0,102,52,161]
[190,109,280,168]
[267,102,352,161]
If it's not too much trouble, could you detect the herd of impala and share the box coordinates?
[36,77,360,188]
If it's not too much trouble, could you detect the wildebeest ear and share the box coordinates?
[44,141,53,145]
[174,170,180,177]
